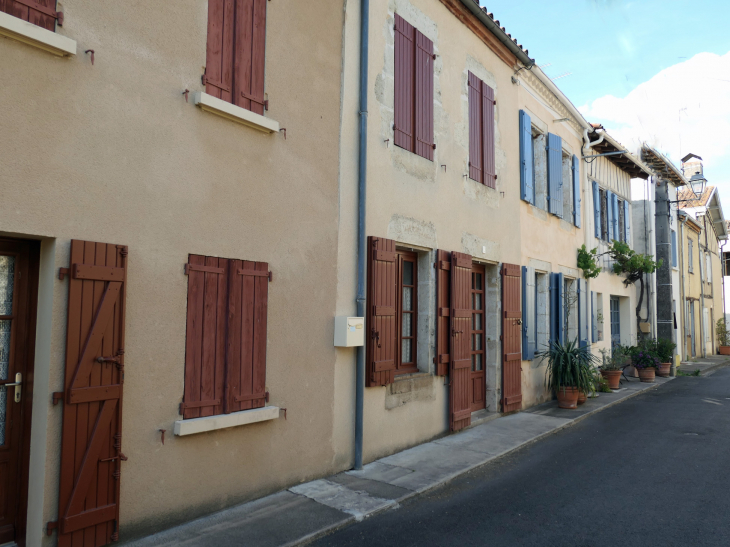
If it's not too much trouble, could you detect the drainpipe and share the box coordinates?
[354,0,369,471]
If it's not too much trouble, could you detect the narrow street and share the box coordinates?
[313,368,730,547]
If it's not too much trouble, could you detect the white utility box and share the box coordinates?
[334,316,365,347]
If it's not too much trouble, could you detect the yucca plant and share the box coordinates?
[537,339,598,396]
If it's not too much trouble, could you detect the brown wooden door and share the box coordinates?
[450,252,472,431]
[57,241,128,546]
[0,239,39,546]
[502,263,522,413]
[470,264,486,412]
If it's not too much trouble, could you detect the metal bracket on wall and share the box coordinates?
[46,521,58,536]
[58,267,69,280]
[85,49,95,65]
[182,89,189,103]
[280,128,286,140]
[52,392,64,405]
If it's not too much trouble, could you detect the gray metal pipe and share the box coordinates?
[354,0,369,471]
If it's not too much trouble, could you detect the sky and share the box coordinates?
[482,0,730,214]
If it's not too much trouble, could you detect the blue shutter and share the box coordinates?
[611,193,619,241]
[557,273,564,344]
[671,231,678,267]
[572,155,581,228]
[547,133,563,217]
[591,291,597,343]
[606,191,615,241]
[522,267,536,360]
[624,200,630,245]
[550,272,565,344]
[592,181,601,238]
[576,279,582,346]
[519,110,534,204]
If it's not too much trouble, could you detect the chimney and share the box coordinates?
[681,152,703,178]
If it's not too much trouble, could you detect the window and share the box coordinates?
[533,132,547,210]
[397,250,418,374]
[394,14,434,161]
[618,198,625,242]
[671,230,678,267]
[204,0,268,115]
[706,252,712,282]
[1,0,62,32]
[547,133,563,217]
[688,239,694,273]
[600,189,609,241]
[562,153,572,221]
[181,254,271,419]
[468,72,496,187]
[470,265,486,410]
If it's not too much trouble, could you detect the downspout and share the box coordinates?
[354,0,369,471]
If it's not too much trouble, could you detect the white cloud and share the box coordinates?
[578,51,730,166]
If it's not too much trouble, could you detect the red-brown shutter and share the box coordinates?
[394,14,414,153]
[227,260,269,411]
[180,256,228,419]
[0,0,60,31]
[204,0,235,102]
[501,263,522,413]
[57,241,128,545]
[482,82,496,188]
[450,252,472,431]
[234,0,267,115]
[414,30,434,161]
[434,249,451,376]
[468,73,483,184]
[366,237,397,387]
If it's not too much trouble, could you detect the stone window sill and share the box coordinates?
[0,11,76,56]
[193,92,280,134]
[174,405,280,436]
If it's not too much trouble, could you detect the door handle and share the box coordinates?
[0,373,22,403]
[516,319,522,325]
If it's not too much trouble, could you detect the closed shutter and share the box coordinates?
[624,200,631,246]
[450,252,472,431]
[671,231,678,267]
[468,73,482,184]
[434,249,451,376]
[547,133,563,217]
[611,193,619,241]
[58,241,128,545]
[550,272,565,344]
[592,181,601,238]
[366,237,397,387]
[576,279,582,346]
[234,0,268,115]
[394,14,415,152]
[572,155,581,227]
[521,266,535,360]
[482,82,496,188]
[227,259,269,412]
[502,263,522,413]
[591,291,597,343]
[181,256,228,419]
[519,110,534,204]
[205,0,235,103]
[1,0,61,32]
[606,191,615,241]
[415,30,434,161]
[584,282,591,348]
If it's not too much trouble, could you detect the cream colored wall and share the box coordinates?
[0,1,346,543]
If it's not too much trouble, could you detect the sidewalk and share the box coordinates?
[122,376,676,547]
[678,354,730,376]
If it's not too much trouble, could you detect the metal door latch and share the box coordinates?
[0,373,22,403]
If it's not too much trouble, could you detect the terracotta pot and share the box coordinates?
[720,346,730,355]
[601,370,621,390]
[577,391,587,405]
[656,363,671,377]
[556,387,580,409]
[638,368,656,383]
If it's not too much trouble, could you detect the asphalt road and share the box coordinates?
[313,368,730,547]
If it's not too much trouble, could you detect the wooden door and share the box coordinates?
[470,264,486,412]
[57,241,128,546]
[450,252,472,431]
[501,264,522,413]
[0,239,39,546]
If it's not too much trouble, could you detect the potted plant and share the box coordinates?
[717,318,730,355]
[655,338,676,377]
[538,339,596,409]
[598,347,624,389]
[633,349,660,383]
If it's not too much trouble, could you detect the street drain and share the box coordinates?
[684,432,699,436]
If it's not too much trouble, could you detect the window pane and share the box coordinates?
[474,354,482,371]
[473,294,482,310]
[0,388,5,446]
[402,338,412,363]
[402,260,413,286]
[0,319,9,447]
[475,273,482,290]
[402,312,411,337]
[0,256,15,316]
[403,287,413,312]
[473,313,482,331]
[475,334,482,350]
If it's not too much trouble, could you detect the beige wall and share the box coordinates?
[0,1,346,543]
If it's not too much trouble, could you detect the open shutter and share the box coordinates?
[547,133,563,217]
[591,291,597,343]
[521,266,535,360]
[450,252,472,431]
[366,237,397,386]
[572,155,581,227]
[1,0,61,32]
[467,73,482,184]
[624,200,631,246]
[394,14,414,152]
[606,191,615,241]
[234,0,268,115]
[611,193,619,241]
[502,263,522,412]
[482,82,496,188]
[415,29,434,161]
[576,279,582,346]
[550,272,565,344]
[434,249,451,376]
[519,110,534,204]
[592,181,601,238]
[227,259,270,412]
[204,0,235,103]
[58,241,128,545]
[181,256,228,419]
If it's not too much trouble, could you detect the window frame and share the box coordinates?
[600,189,609,241]
[688,238,694,273]
[618,198,625,243]
[470,264,486,375]
[396,249,419,375]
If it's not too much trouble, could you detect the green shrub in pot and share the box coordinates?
[538,339,597,396]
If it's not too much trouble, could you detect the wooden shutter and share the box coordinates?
[572,155,581,227]
[468,73,483,184]
[521,266,535,361]
[549,272,565,344]
[624,200,631,245]
[181,256,228,419]
[482,82,496,188]
[577,279,585,347]
[414,30,434,161]
[234,0,267,115]
[366,237,397,387]
[205,0,235,103]
[519,110,534,204]
[591,291,597,343]
[57,241,128,545]
[434,249,451,376]
[0,0,61,31]
[227,259,269,412]
[501,263,522,413]
[450,252,472,431]
[606,191,615,241]
[394,14,414,152]
[671,231,678,267]
[592,181,601,239]
[547,133,563,217]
